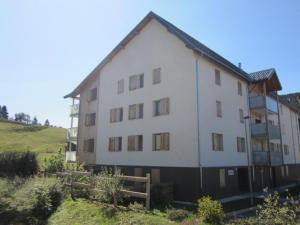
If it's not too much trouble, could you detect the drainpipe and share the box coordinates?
[195,55,203,193]
[245,85,254,205]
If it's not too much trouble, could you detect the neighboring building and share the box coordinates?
[64,12,300,202]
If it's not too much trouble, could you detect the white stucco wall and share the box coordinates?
[95,19,199,167]
[196,56,250,167]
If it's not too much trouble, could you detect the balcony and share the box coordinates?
[67,127,78,140]
[70,104,79,117]
[249,96,278,113]
[251,123,280,139]
[66,151,76,162]
[252,151,283,165]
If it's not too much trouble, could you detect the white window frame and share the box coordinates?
[152,68,161,84]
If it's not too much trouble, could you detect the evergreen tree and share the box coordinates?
[44,119,50,126]
[1,106,8,119]
[32,116,38,125]
[0,105,2,118]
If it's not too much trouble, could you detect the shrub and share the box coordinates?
[166,208,190,222]
[42,149,64,174]
[94,167,124,206]
[0,151,38,177]
[151,183,173,207]
[257,191,296,225]
[198,196,224,225]
[32,177,64,219]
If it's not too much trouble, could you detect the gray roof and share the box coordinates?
[64,11,250,98]
[248,68,275,81]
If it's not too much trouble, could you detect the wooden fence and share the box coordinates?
[56,171,151,209]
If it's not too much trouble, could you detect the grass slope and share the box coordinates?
[48,199,178,225]
[0,120,66,160]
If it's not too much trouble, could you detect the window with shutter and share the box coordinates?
[129,74,144,91]
[128,135,143,151]
[237,137,246,152]
[153,68,161,84]
[117,79,124,94]
[212,133,223,151]
[110,108,123,123]
[216,101,222,118]
[84,139,94,152]
[153,133,169,151]
[128,103,143,120]
[239,109,244,123]
[238,81,242,96]
[88,88,97,101]
[153,98,170,116]
[215,69,221,85]
[108,137,122,152]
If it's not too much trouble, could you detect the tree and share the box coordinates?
[44,119,50,126]
[1,106,8,119]
[32,116,38,125]
[0,106,2,118]
[15,112,30,123]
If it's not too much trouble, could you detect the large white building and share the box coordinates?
[65,12,300,201]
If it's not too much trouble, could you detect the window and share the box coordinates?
[153,68,161,84]
[239,109,244,123]
[83,139,94,152]
[219,169,226,188]
[128,135,143,151]
[215,69,221,85]
[216,101,222,118]
[153,133,170,151]
[128,103,143,120]
[153,98,170,116]
[285,165,289,176]
[117,79,124,94]
[88,88,97,101]
[212,133,223,151]
[281,166,285,176]
[110,108,123,123]
[284,144,289,155]
[129,74,144,90]
[85,113,96,126]
[151,168,160,185]
[108,137,122,152]
[237,137,246,152]
[238,81,242,96]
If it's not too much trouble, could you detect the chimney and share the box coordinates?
[238,62,242,69]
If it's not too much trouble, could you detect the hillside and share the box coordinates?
[0,119,67,160]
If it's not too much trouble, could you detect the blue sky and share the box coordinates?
[0,0,299,127]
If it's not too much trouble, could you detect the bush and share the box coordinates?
[166,208,190,222]
[94,167,124,206]
[151,183,173,207]
[32,177,64,219]
[257,191,296,225]
[102,206,117,218]
[198,196,224,225]
[0,151,38,177]
[43,149,65,174]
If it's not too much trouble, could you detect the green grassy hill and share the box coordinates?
[0,119,66,160]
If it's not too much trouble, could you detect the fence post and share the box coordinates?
[146,173,151,210]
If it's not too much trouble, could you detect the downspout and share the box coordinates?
[195,55,203,193]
